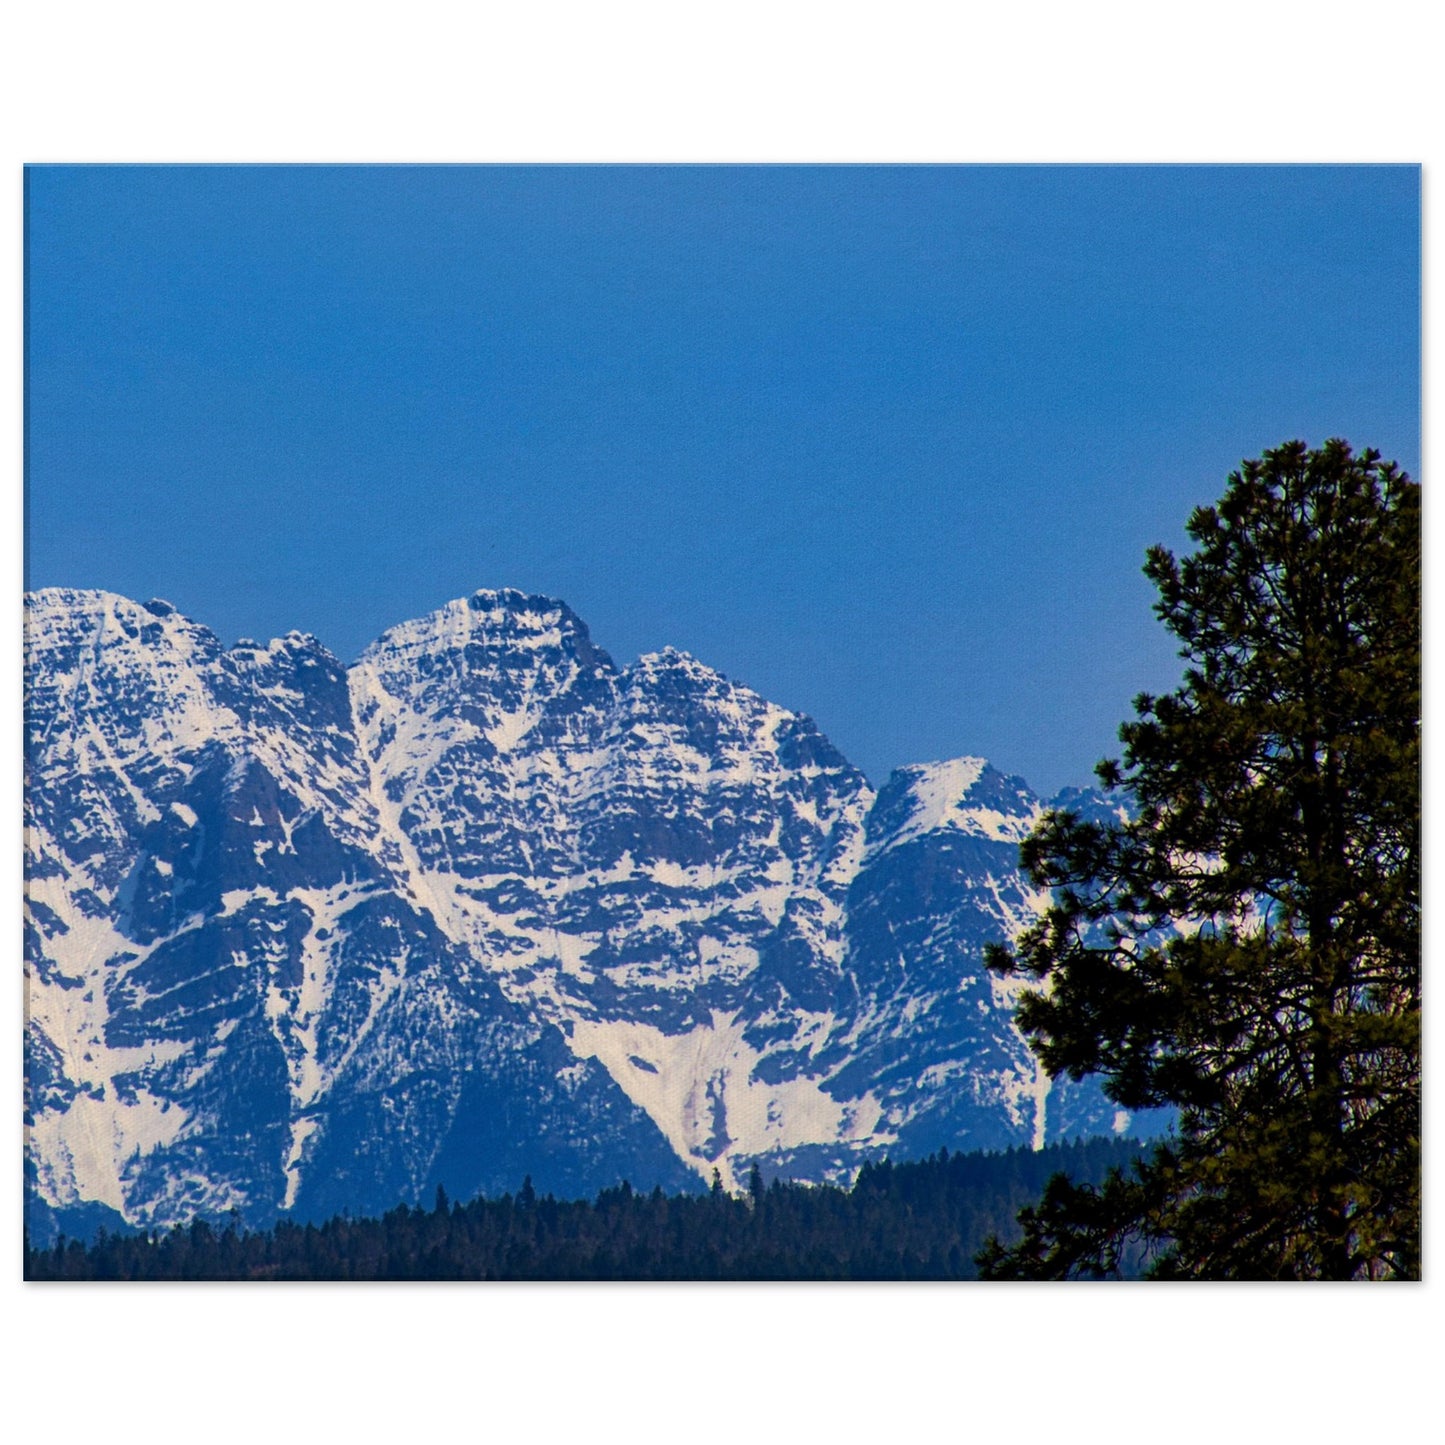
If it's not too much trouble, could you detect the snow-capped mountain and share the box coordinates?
[24,585,1146,1235]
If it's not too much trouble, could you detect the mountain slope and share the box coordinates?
[25,586,1146,1231]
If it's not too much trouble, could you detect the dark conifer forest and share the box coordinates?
[25,1136,1148,1281]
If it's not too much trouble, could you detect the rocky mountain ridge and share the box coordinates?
[25,585,1149,1234]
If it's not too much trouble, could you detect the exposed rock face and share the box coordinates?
[25,586,1144,1233]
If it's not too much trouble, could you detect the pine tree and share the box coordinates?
[982,440,1419,1280]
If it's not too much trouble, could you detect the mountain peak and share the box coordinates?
[466,585,574,620]
[865,755,1041,853]
[24,587,227,687]
[356,588,609,671]
[630,644,713,676]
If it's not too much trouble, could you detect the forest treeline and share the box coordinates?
[25,1135,1150,1281]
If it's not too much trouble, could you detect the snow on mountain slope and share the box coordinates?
[25,588,689,1231]
[25,585,1138,1231]
[345,593,886,1187]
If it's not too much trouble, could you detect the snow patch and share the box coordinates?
[570,1012,884,1189]
[29,1090,187,1216]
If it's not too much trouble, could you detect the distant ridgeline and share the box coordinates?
[26,586,1168,1237]
[26,1137,1151,1281]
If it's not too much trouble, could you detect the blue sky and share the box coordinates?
[24,165,1419,794]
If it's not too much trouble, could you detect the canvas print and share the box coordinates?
[22,165,1419,1280]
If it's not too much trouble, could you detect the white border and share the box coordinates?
[4,5,1436,1440]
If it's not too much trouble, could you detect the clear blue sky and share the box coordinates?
[24,165,1419,794]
